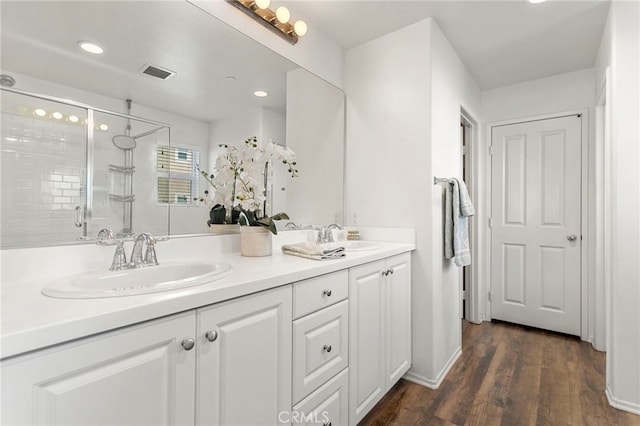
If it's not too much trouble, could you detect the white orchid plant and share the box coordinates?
[196,136,298,234]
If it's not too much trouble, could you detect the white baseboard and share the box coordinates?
[606,385,640,416]
[403,346,462,389]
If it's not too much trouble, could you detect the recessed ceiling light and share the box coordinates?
[52,112,63,120]
[254,90,268,97]
[34,108,46,117]
[99,124,109,131]
[78,41,104,55]
[68,115,79,123]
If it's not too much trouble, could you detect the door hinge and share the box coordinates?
[462,290,467,300]
[462,145,468,156]
[488,218,493,228]
[488,291,492,301]
[489,145,493,156]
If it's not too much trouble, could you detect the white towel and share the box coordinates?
[444,178,475,267]
[281,242,345,261]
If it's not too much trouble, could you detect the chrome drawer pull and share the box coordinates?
[181,338,195,351]
[322,289,332,297]
[323,345,332,353]
[205,330,218,342]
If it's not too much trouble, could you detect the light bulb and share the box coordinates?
[254,0,270,9]
[34,108,46,117]
[99,123,109,131]
[254,90,268,98]
[68,115,79,123]
[52,112,63,120]
[275,6,290,23]
[294,20,307,36]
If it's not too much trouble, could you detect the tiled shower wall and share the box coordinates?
[1,93,87,248]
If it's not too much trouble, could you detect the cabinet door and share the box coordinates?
[348,260,386,425]
[197,285,292,426]
[1,312,196,426]
[292,368,348,426]
[386,253,412,387]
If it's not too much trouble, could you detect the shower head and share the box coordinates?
[112,135,137,150]
[112,99,136,150]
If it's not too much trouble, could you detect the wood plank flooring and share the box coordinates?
[359,320,640,426]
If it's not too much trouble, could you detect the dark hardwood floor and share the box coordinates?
[359,320,640,426]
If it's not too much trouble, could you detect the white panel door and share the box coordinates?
[196,285,292,426]
[491,115,582,335]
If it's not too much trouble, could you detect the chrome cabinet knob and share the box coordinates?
[388,268,394,275]
[567,234,578,242]
[205,330,218,342]
[381,270,388,277]
[181,338,195,351]
[323,345,332,353]
[322,289,332,297]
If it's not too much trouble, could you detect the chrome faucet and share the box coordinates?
[316,223,343,244]
[129,233,159,268]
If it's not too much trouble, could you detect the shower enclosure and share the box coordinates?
[0,88,171,249]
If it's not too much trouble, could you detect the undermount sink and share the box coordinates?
[336,241,383,252]
[42,262,232,299]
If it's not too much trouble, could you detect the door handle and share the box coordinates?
[567,234,578,242]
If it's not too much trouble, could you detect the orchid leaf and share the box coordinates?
[256,217,278,235]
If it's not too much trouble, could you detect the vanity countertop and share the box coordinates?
[1,237,414,359]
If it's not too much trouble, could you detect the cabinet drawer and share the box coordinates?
[293,270,348,319]
[293,300,348,403]
[292,368,348,426]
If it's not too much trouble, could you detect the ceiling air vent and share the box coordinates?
[140,63,176,80]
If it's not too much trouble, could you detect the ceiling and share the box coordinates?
[0,0,611,121]
[287,0,611,89]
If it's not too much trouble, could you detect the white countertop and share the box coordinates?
[1,229,414,359]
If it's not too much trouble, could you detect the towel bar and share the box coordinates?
[433,177,454,185]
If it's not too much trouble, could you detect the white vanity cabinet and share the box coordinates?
[196,285,292,426]
[348,252,412,425]
[1,311,197,426]
[292,270,350,426]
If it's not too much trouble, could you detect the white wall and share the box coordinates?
[595,0,640,415]
[482,68,596,122]
[345,18,482,387]
[188,0,344,90]
[286,68,344,225]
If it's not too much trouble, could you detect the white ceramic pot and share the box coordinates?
[239,226,273,257]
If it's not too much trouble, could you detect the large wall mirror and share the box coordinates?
[0,0,345,249]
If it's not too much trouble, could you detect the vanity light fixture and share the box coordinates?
[78,41,104,55]
[226,0,307,45]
